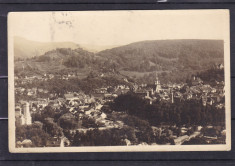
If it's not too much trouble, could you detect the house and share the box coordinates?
[21,139,32,147]
[79,105,90,110]
[174,92,182,98]
[27,91,34,96]
[216,103,224,109]
[186,92,193,100]
[91,93,104,101]
[64,93,79,101]
[211,88,217,93]
[201,85,212,93]
[100,112,107,119]
[94,88,107,94]
[192,77,203,86]
[57,98,66,105]
[115,89,129,96]
[38,88,44,93]
[104,93,114,100]
[135,90,148,98]
[15,106,22,118]
[217,63,224,69]
[207,98,215,106]
[43,90,49,94]
[31,98,48,108]
[210,94,222,102]
[116,85,127,90]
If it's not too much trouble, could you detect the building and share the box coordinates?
[135,90,148,98]
[18,102,32,125]
[91,93,104,101]
[217,63,224,69]
[155,75,162,93]
[192,77,203,86]
[64,93,79,101]
[31,98,48,109]
[15,106,22,118]
[115,88,130,95]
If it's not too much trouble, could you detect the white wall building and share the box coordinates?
[21,102,32,125]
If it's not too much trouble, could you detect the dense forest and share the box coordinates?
[195,67,224,85]
[107,93,225,127]
[98,39,224,72]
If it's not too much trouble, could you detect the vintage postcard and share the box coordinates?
[8,10,231,152]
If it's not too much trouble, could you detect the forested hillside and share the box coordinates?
[15,39,224,83]
[98,39,224,72]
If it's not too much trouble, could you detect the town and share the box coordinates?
[15,64,226,148]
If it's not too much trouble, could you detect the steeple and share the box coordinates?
[154,73,159,85]
[155,73,161,93]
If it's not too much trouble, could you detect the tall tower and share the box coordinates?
[23,102,32,125]
[171,90,174,104]
[60,137,64,147]
[155,74,161,93]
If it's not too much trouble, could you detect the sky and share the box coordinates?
[8,10,229,46]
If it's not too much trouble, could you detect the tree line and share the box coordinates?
[109,93,225,127]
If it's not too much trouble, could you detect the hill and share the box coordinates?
[97,39,224,72]
[79,44,120,53]
[14,39,224,83]
[14,36,80,59]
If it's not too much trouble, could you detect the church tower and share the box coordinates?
[155,74,161,93]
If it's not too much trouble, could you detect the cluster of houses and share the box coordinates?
[188,77,225,107]
[15,69,225,128]
[131,75,225,108]
[15,72,224,111]
[15,87,49,97]
[15,72,84,84]
[14,67,225,147]
[15,74,55,85]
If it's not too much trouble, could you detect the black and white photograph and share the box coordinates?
[8,10,231,152]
